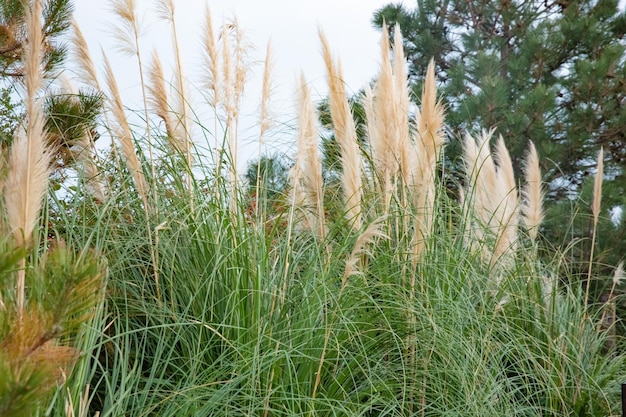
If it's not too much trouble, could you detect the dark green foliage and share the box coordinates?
[244,154,291,201]
[0,84,21,148]
[0,241,105,417]
[44,90,103,167]
[0,0,73,77]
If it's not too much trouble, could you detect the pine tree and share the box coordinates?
[0,0,102,169]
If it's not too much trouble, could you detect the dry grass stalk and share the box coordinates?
[202,5,221,110]
[65,384,98,417]
[255,41,274,218]
[103,54,149,210]
[320,30,363,230]
[71,20,100,90]
[233,19,249,123]
[258,41,273,149]
[369,25,400,209]
[392,25,411,187]
[592,147,604,227]
[221,22,235,193]
[4,0,51,313]
[147,51,181,152]
[521,141,544,241]
[76,131,106,203]
[71,19,129,192]
[599,261,623,352]
[156,0,192,170]
[462,131,520,272]
[342,216,388,285]
[202,5,223,185]
[585,147,604,307]
[230,20,251,203]
[492,136,519,267]
[410,60,445,260]
[111,0,139,57]
[606,261,625,306]
[290,74,326,239]
[112,0,157,199]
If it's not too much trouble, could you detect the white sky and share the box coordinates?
[72,0,408,164]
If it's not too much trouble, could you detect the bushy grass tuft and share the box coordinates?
[0,3,623,416]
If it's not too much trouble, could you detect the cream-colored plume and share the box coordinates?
[290,74,326,239]
[410,60,445,260]
[4,0,51,312]
[521,141,544,241]
[320,29,363,230]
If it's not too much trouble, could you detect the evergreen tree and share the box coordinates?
[373,0,626,274]
[0,0,102,171]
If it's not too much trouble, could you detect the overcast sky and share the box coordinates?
[72,0,407,163]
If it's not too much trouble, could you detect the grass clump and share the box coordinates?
[0,2,623,416]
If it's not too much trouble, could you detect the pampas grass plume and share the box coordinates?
[103,54,149,209]
[202,5,220,108]
[592,147,604,226]
[521,141,544,241]
[320,29,362,230]
[71,20,100,90]
[370,23,399,205]
[291,73,326,239]
[4,0,51,313]
[613,261,625,288]
[147,51,180,152]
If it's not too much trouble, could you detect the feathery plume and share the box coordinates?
[155,0,174,21]
[369,24,399,207]
[492,136,519,267]
[410,60,445,260]
[462,131,520,272]
[415,60,445,169]
[202,5,220,109]
[254,42,274,219]
[4,0,51,313]
[147,51,178,148]
[156,0,192,169]
[592,147,604,226]
[103,54,149,210]
[320,29,363,230]
[259,41,273,146]
[291,74,326,239]
[233,18,250,122]
[343,217,388,283]
[521,141,544,241]
[613,262,625,288]
[111,0,139,57]
[392,25,411,185]
[221,21,236,191]
[71,20,100,90]
[585,147,604,306]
